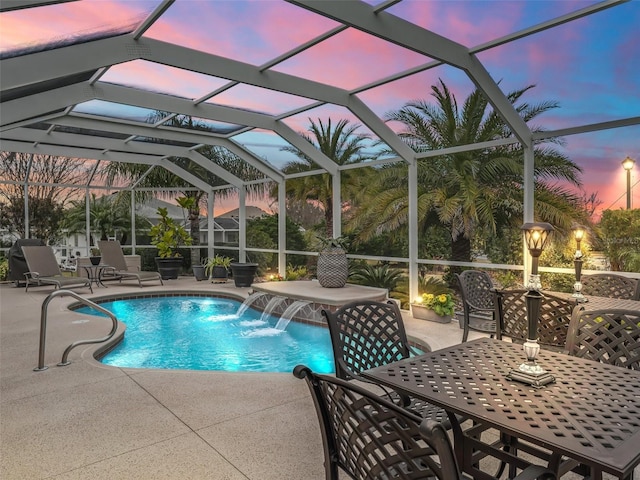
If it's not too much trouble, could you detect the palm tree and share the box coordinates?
[280,118,377,238]
[350,79,585,263]
[62,193,138,245]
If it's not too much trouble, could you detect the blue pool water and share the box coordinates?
[76,296,335,373]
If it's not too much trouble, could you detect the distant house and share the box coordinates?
[198,206,267,244]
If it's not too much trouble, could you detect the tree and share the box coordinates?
[0,151,92,241]
[599,209,640,272]
[61,193,147,245]
[350,80,585,264]
[246,213,308,269]
[0,196,65,243]
[280,118,377,238]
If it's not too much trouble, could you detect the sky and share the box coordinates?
[1,0,639,218]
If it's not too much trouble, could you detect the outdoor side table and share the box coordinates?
[81,264,114,288]
[362,337,640,480]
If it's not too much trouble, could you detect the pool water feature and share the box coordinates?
[76,296,335,373]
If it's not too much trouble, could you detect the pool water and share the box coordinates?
[76,296,335,373]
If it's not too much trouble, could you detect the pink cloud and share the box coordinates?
[272,28,430,90]
[0,1,154,52]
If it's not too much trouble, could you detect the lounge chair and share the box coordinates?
[22,246,93,293]
[97,240,163,288]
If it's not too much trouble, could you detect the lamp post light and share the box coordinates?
[508,222,555,387]
[572,226,587,303]
[622,156,635,210]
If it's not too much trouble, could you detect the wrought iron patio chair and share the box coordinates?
[494,289,575,352]
[456,270,497,342]
[565,308,640,370]
[21,246,93,293]
[580,273,640,300]
[98,240,163,288]
[293,365,556,480]
[322,300,449,425]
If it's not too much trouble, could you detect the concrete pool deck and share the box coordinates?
[0,276,488,479]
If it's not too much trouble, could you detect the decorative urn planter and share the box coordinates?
[317,247,348,288]
[410,304,452,324]
[230,262,258,287]
[89,256,102,266]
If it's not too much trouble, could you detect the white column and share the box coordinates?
[238,186,246,262]
[408,160,419,302]
[332,171,341,237]
[278,180,286,275]
[208,190,214,259]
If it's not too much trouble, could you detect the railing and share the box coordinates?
[33,289,118,372]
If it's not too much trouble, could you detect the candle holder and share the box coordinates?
[572,227,587,303]
[507,222,556,387]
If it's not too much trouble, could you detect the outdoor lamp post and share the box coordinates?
[622,156,635,210]
[508,222,555,387]
[572,226,587,303]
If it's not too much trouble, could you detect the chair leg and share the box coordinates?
[462,320,470,343]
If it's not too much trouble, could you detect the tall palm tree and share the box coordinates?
[280,118,377,238]
[350,79,585,263]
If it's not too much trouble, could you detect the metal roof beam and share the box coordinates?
[50,115,284,181]
[0,0,75,12]
[287,0,472,68]
[138,38,351,106]
[288,0,532,146]
[1,83,91,127]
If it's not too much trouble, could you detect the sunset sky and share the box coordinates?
[1,0,638,217]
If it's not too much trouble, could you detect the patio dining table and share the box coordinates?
[569,294,640,312]
[362,337,640,480]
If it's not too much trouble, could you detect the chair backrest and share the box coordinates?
[322,300,411,381]
[581,273,640,300]
[495,290,575,350]
[456,270,495,310]
[565,308,640,370]
[97,240,128,271]
[293,365,460,480]
[21,246,62,277]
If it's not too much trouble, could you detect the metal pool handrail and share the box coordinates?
[34,289,118,372]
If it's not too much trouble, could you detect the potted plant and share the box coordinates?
[411,292,456,323]
[150,206,192,280]
[204,255,232,283]
[316,235,349,288]
[90,247,101,265]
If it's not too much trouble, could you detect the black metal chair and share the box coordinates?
[565,308,640,370]
[294,365,556,480]
[456,270,497,342]
[580,273,640,300]
[494,289,575,352]
[322,300,449,425]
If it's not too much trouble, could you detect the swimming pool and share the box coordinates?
[76,295,335,373]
